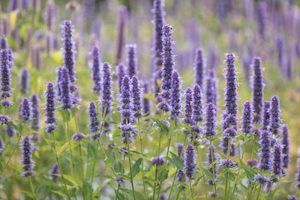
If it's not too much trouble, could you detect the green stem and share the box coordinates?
[189,179,194,200]
[127,142,136,200]
[224,170,229,200]
[152,165,159,200]
[167,170,177,200]
[65,119,74,176]
[256,185,262,200]
[138,123,146,196]
[29,177,36,199]
[116,184,120,200]
[175,189,181,200]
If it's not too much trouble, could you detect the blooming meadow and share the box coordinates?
[0,0,300,199]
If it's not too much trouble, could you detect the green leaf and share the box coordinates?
[150,118,169,133]
[170,152,184,170]
[114,161,125,173]
[158,168,169,181]
[202,168,214,180]
[52,190,67,198]
[63,174,81,187]
[130,158,143,178]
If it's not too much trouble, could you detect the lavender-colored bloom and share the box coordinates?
[176,143,184,157]
[30,94,40,131]
[7,0,18,12]
[131,76,142,118]
[288,195,298,200]
[206,69,217,108]
[205,103,216,137]
[276,35,284,69]
[20,136,35,176]
[44,2,56,31]
[220,159,237,168]
[88,102,100,133]
[72,132,85,141]
[184,144,195,179]
[161,25,174,103]
[61,20,76,82]
[193,84,202,123]
[252,58,264,124]
[256,1,266,38]
[59,67,73,109]
[270,96,281,135]
[273,142,282,175]
[254,174,269,185]
[4,124,16,137]
[262,101,271,131]
[184,88,193,125]
[143,83,151,115]
[116,177,125,185]
[152,0,165,69]
[241,101,252,134]
[91,46,101,94]
[120,124,134,144]
[207,144,217,184]
[115,6,127,65]
[220,128,236,155]
[247,159,258,167]
[224,53,237,117]
[151,156,165,166]
[120,76,132,124]
[56,68,63,98]
[127,45,137,78]
[177,169,185,182]
[259,130,272,171]
[296,148,300,189]
[281,125,290,168]
[31,47,41,69]
[0,37,8,49]
[45,83,56,133]
[0,114,11,124]
[101,63,112,117]
[0,138,4,155]
[170,71,181,120]
[19,98,31,122]
[0,49,12,107]
[20,69,29,94]
[117,64,125,93]
[50,162,60,181]
[194,48,204,88]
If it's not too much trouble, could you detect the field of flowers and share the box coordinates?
[0,0,300,199]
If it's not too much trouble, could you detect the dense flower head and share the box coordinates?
[161,25,174,102]
[281,125,290,169]
[220,159,237,168]
[127,44,138,78]
[117,64,125,93]
[252,57,264,124]
[205,103,216,137]
[50,162,60,181]
[101,62,113,117]
[270,96,281,135]
[30,94,40,131]
[88,102,100,133]
[45,82,56,133]
[0,37,8,49]
[0,114,11,124]
[176,143,184,157]
[184,88,193,125]
[20,136,35,176]
[142,83,151,115]
[262,101,271,131]
[72,132,85,141]
[120,76,132,124]
[193,84,202,123]
[184,144,196,179]
[19,98,32,121]
[273,142,282,175]
[91,46,101,94]
[194,48,204,88]
[224,53,238,117]
[241,101,252,134]
[206,69,217,107]
[0,49,12,107]
[120,124,134,144]
[4,124,16,137]
[222,114,237,131]
[20,69,29,94]
[259,130,272,171]
[61,20,76,82]
[59,67,73,109]
[254,174,269,185]
[247,159,258,168]
[151,156,165,166]
[170,71,181,120]
[131,76,142,118]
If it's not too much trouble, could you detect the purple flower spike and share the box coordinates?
[281,125,290,169]
[220,159,237,168]
[88,102,100,133]
[296,148,300,189]
[247,159,258,168]
[127,44,138,78]
[288,195,298,200]
[262,101,271,131]
[194,48,204,88]
[270,96,281,135]
[72,132,85,141]
[117,64,125,93]
[4,124,16,137]
[184,88,193,125]
[207,144,217,184]
[21,136,35,177]
[101,63,113,117]
[184,144,196,179]
[206,69,218,108]
[205,103,216,137]
[120,76,132,124]
[176,143,184,157]
[252,58,264,124]
[193,84,203,123]
[44,2,57,31]
[224,53,237,117]
[273,142,282,175]
[50,162,60,181]
[0,138,4,155]
[151,156,165,166]
[131,76,142,118]
[0,49,12,107]
[115,6,127,65]
[45,82,56,133]
[61,20,76,82]
[91,46,101,94]
[143,83,151,115]
[170,71,181,120]
[0,114,11,124]
[20,69,29,94]
[30,94,40,131]
[241,101,252,134]
[259,130,272,171]
[59,67,73,109]
[0,37,8,49]
[19,98,31,122]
